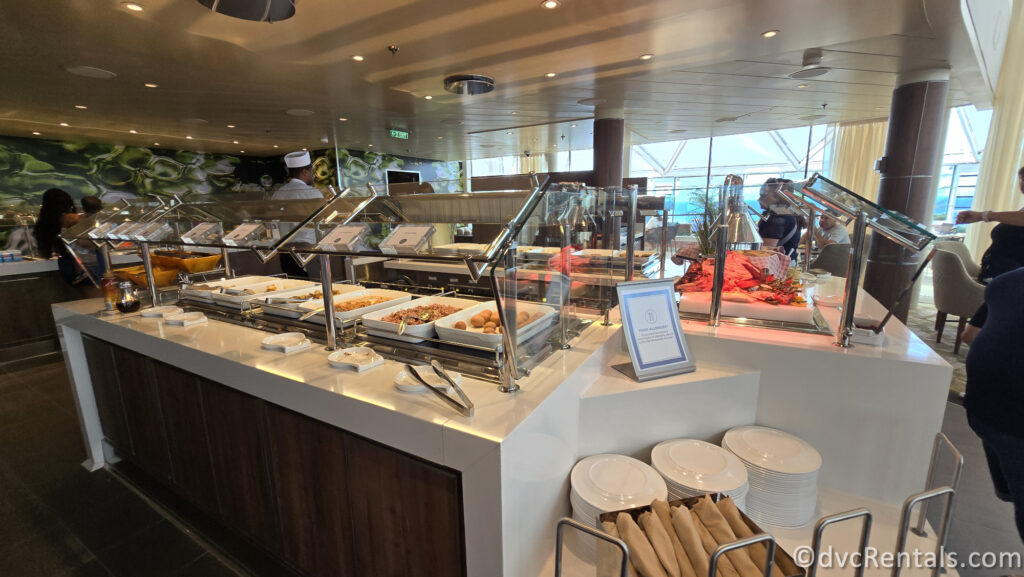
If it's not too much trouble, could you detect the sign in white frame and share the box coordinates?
[614,277,696,382]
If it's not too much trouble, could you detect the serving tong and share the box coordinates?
[397,311,432,335]
[403,361,475,417]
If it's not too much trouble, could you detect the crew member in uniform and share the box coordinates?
[272,151,325,277]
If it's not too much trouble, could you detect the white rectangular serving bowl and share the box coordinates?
[434,301,558,350]
[180,275,279,302]
[210,278,317,307]
[260,283,365,318]
[299,289,416,324]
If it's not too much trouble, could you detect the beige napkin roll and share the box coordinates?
[618,512,670,577]
[693,495,764,577]
[652,500,698,577]
[692,510,741,577]
[716,497,768,572]
[639,511,682,577]
[600,520,640,577]
[672,505,711,577]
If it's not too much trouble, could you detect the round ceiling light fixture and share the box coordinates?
[640,54,654,61]
[761,29,779,38]
[121,2,145,12]
[789,48,831,79]
[59,122,69,127]
[195,0,295,22]
[351,55,365,62]
[444,74,495,95]
[541,0,560,9]
[65,65,117,79]
[129,130,138,134]
[144,82,158,88]
[32,131,41,136]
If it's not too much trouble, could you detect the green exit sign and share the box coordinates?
[389,128,410,140]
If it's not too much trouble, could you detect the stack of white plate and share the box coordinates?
[650,439,749,509]
[722,426,821,528]
[569,454,668,560]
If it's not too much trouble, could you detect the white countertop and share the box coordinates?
[0,253,139,277]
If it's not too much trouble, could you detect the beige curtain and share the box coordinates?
[827,118,889,202]
[966,0,1024,259]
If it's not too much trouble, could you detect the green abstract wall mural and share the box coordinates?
[0,135,462,208]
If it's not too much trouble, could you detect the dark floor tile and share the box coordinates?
[0,351,64,375]
[27,363,78,414]
[0,382,52,424]
[172,553,242,577]
[57,488,164,554]
[37,467,132,521]
[59,559,114,577]
[0,465,64,548]
[96,520,206,577]
[0,523,94,577]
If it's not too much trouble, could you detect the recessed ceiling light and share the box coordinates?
[511,111,518,115]
[541,0,560,8]
[231,140,238,144]
[506,131,513,135]
[273,145,279,148]
[761,29,779,38]
[302,148,307,151]
[239,150,245,153]
[122,2,144,12]
[65,65,117,79]
[338,117,348,122]
[368,144,374,147]
[59,122,69,127]
[32,131,41,136]
[424,95,433,100]
[286,109,315,116]
[640,54,654,61]
[437,136,444,139]
[74,105,88,110]
[226,124,236,128]
[545,72,557,78]
[129,130,137,134]
[352,55,364,62]
[874,106,884,110]
[552,144,558,148]
[186,135,193,139]
[570,124,577,127]
[153,142,159,146]
[797,84,808,88]
[144,82,158,88]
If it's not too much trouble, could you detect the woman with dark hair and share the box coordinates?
[757,178,805,261]
[33,188,83,284]
[956,166,1024,283]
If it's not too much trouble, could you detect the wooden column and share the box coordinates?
[594,117,624,188]
[863,70,949,321]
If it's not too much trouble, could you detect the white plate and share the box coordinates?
[570,454,667,513]
[299,289,415,323]
[141,306,183,318]
[180,275,278,302]
[328,347,384,372]
[360,296,478,344]
[434,301,558,350]
[723,426,822,474]
[650,439,748,493]
[393,366,462,393]
[164,312,208,326]
[261,332,311,353]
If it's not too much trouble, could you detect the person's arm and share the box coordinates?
[961,302,988,345]
[956,209,1024,227]
[813,228,835,247]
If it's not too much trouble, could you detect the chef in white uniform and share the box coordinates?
[272,151,324,278]
[272,151,324,200]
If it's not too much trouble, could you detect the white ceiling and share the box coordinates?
[0,0,989,161]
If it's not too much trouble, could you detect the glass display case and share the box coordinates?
[0,205,37,259]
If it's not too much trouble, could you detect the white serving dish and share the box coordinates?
[211,278,317,307]
[434,301,557,350]
[433,243,489,256]
[393,366,463,393]
[328,347,384,372]
[260,283,366,318]
[650,439,748,494]
[164,312,208,326]
[570,454,668,513]
[140,305,183,318]
[299,289,416,324]
[679,291,815,324]
[811,293,844,308]
[360,296,477,344]
[261,332,311,354]
[180,275,279,302]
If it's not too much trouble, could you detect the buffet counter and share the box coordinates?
[53,282,952,577]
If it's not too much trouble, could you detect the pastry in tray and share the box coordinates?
[450,308,546,335]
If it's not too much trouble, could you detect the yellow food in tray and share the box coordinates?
[332,295,393,312]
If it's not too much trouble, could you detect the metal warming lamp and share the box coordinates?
[709,176,762,326]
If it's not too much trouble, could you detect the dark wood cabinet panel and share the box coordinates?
[80,336,133,455]
[152,360,219,513]
[201,379,280,548]
[111,346,172,481]
[266,404,353,577]
[345,434,465,577]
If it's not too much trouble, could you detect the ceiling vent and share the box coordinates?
[196,0,295,22]
[788,48,831,79]
[444,74,495,95]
